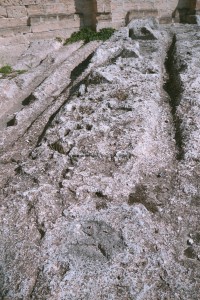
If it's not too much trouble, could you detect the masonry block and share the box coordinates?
[127,9,158,24]
[0,17,28,29]
[30,14,81,33]
[7,6,27,18]
[97,0,111,13]
[0,7,7,18]
[0,26,31,37]
[26,4,69,16]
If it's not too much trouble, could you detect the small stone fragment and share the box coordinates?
[78,84,86,96]
[187,238,194,245]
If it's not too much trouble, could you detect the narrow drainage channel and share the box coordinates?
[164,35,184,160]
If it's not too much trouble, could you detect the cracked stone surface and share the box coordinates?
[0,20,200,299]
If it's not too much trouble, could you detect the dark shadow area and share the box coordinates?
[163,35,184,160]
[22,94,36,106]
[70,52,94,81]
[7,116,17,127]
[74,0,97,30]
[172,0,197,23]
[125,12,129,26]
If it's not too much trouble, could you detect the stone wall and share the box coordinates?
[0,0,81,39]
[111,0,199,28]
[0,0,199,39]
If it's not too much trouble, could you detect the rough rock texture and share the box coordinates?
[0,20,200,299]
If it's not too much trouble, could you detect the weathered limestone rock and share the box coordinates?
[0,19,200,299]
[128,17,160,40]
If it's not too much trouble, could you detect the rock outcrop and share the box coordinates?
[0,19,200,299]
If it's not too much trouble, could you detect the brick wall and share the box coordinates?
[0,0,198,39]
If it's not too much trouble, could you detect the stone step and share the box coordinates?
[126,9,158,24]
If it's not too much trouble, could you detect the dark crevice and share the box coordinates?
[98,243,109,259]
[95,191,107,198]
[163,35,184,160]
[22,94,36,106]
[109,47,139,65]
[184,247,196,259]
[117,106,132,112]
[35,92,70,148]
[37,221,46,240]
[86,124,93,131]
[32,204,46,241]
[36,97,69,148]
[36,52,94,147]
[128,185,158,213]
[129,27,156,40]
[49,141,65,154]
[109,51,123,64]
[70,52,94,81]
[69,75,89,96]
[25,98,58,147]
[29,269,40,299]
[7,116,17,127]
[38,228,46,239]
[14,165,23,174]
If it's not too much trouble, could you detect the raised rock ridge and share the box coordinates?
[0,18,200,299]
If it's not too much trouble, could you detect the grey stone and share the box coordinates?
[0,20,200,300]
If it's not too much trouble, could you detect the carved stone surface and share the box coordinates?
[0,19,200,299]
